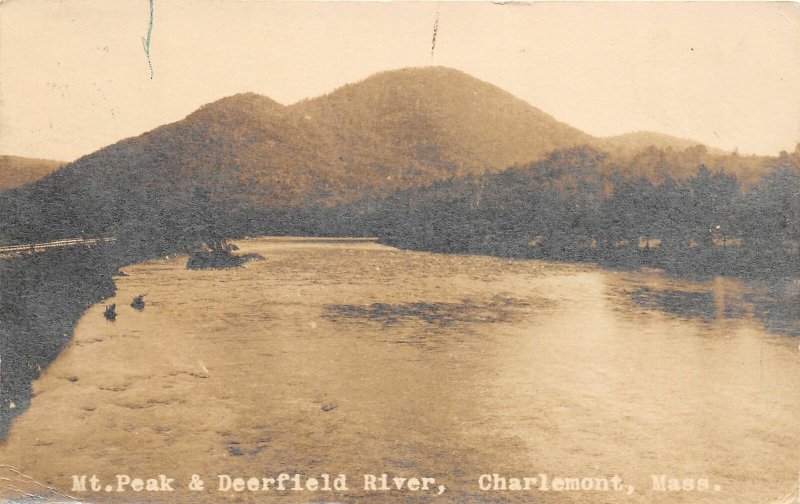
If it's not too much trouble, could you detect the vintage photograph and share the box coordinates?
[0,1,798,503]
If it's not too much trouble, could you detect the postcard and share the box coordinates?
[0,1,798,503]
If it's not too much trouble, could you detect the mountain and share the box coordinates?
[111,67,595,205]
[0,67,599,243]
[0,66,750,244]
[291,67,592,174]
[597,131,727,156]
[0,156,64,191]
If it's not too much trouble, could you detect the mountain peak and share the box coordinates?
[208,92,284,109]
[188,92,285,122]
[309,66,520,103]
[290,66,591,172]
[361,65,481,83]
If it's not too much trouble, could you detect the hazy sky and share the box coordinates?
[1,1,799,161]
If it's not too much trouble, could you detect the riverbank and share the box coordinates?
[0,240,195,438]
[0,244,120,438]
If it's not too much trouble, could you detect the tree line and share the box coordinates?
[352,146,800,278]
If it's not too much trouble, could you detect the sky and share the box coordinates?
[1,1,799,162]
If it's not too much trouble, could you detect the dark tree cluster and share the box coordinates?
[360,146,799,279]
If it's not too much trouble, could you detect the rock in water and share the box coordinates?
[103,304,116,322]
[131,294,146,311]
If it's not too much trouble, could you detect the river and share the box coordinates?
[1,238,798,503]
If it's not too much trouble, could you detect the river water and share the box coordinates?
[1,238,798,504]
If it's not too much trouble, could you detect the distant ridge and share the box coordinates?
[0,156,64,191]
[598,131,728,155]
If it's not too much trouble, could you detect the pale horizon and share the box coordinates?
[1,1,799,161]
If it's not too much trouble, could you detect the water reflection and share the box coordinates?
[623,274,799,337]
[324,296,537,326]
